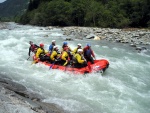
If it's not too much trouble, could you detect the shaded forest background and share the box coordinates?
[1,0,150,28]
[0,0,29,21]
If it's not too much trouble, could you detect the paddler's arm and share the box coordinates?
[62,52,69,66]
[61,52,67,61]
[91,49,96,60]
[35,48,41,58]
[50,51,57,61]
[72,48,77,55]
[76,54,84,63]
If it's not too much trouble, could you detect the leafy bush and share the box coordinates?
[18,0,150,28]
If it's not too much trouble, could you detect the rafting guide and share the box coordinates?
[27,41,39,60]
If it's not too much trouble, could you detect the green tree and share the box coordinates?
[84,0,103,27]
[19,13,30,24]
[44,0,72,26]
[28,0,40,11]
[71,0,87,26]
[19,0,150,28]
[104,0,130,27]
[121,0,150,27]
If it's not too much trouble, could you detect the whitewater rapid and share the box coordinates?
[0,22,150,113]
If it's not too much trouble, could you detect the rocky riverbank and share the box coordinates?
[59,27,150,52]
[0,22,7,29]
[0,75,67,113]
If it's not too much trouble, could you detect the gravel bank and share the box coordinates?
[60,26,150,52]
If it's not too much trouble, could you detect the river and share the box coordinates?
[0,22,150,113]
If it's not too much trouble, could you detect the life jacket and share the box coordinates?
[51,50,59,59]
[31,44,36,51]
[30,44,39,54]
[73,53,78,64]
[74,48,78,54]
[84,49,92,57]
[73,53,84,64]
[60,51,69,61]
[39,47,45,57]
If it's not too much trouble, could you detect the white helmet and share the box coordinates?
[78,49,83,52]
[77,43,82,46]
[53,46,58,49]
[52,40,56,43]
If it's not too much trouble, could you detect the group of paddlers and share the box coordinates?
[28,40,96,68]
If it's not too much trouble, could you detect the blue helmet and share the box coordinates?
[87,43,91,47]
[63,42,68,45]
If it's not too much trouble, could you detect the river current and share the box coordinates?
[0,22,150,113]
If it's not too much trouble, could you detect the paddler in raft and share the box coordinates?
[49,40,56,54]
[59,47,71,66]
[73,49,87,68]
[72,43,82,55]
[62,41,73,60]
[49,45,61,64]
[28,41,39,57]
[83,43,96,64]
[34,43,50,63]
[62,42,72,51]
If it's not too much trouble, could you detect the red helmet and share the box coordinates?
[40,43,44,47]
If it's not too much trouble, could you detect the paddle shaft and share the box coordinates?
[27,53,33,60]
[49,62,55,69]
[27,56,30,60]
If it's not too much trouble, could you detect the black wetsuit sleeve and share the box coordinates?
[28,47,31,56]
[35,44,39,48]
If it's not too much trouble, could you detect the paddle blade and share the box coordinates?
[49,63,54,70]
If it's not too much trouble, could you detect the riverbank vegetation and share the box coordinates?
[19,0,150,28]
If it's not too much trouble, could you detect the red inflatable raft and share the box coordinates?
[38,59,109,74]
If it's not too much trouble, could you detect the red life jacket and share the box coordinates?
[31,44,39,53]
[30,44,36,52]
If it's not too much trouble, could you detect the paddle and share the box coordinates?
[49,58,61,69]
[27,53,33,60]
[49,62,55,70]
[27,56,31,60]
